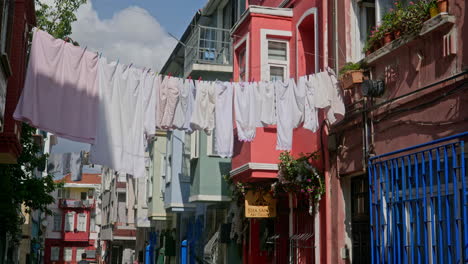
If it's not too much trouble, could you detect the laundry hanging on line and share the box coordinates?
[47,152,83,181]
[13,28,345,178]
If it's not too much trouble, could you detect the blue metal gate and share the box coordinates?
[368,132,468,264]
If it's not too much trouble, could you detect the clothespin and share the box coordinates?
[198,76,202,81]
[168,72,172,77]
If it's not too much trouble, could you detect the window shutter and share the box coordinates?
[64,212,75,231]
[76,248,85,261]
[64,248,72,261]
[53,214,62,231]
[77,213,87,232]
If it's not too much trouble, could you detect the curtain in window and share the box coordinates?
[53,214,62,231]
[64,248,72,261]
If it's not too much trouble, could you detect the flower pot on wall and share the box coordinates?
[384,32,394,44]
[340,70,364,90]
[394,30,401,39]
[437,0,448,13]
[430,6,439,17]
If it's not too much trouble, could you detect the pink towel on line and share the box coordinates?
[13,29,99,143]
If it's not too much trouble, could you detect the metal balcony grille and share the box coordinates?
[369,132,468,264]
[184,25,232,76]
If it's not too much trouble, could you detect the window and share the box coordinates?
[64,212,75,232]
[90,214,96,232]
[87,189,94,198]
[206,130,218,157]
[267,40,289,81]
[80,192,87,200]
[0,0,11,54]
[57,188,70,199]
[238,49,246,82]
[190,131,200,159]
[50,247,60,261]
[76,248,85,261]
[181,132,192,182]
[77,213,87,232]
[53,214,62,232]
[63,247,72,262]
[237,0,247,20]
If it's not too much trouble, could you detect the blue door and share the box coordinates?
[368,132,468,264]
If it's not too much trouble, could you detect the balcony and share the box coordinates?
[184,25,233,78]
[58,199,95,209]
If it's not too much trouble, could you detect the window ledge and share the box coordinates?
[364,14,455,65]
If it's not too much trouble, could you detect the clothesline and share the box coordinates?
[14,28,345,179]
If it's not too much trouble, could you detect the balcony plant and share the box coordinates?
[429,0,439,17]
[437,0,448,13]
[276,151,324,215]
[339,61,368,89]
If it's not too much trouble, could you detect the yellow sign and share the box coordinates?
[245,190,277,218]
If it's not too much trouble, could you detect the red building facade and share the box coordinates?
[44,174,101,264]
[230,1,328,263]
[0,0,35,164]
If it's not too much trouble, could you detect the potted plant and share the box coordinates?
[437,0,448,13]
[339,62,367,89]
[429,0,439,17]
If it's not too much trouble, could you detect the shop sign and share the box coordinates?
[245,190,277,218]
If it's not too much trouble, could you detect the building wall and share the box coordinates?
[148,133,168,221]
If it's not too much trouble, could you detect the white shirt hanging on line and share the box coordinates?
[234,82,258,141]
[275,78,302,150]
[159,76,180,129]
[298,75,319,132]
[190,81,216,134]
[258,81,276,126]
[214,81,234,158]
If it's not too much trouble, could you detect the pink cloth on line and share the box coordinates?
[13,29,99,143]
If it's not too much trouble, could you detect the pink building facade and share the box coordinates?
[231,0,468,263]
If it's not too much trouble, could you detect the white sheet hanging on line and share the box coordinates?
[324,68,345,124]
[215,81,234,158]
[234,82,258,141]
[275,78,302,150]
[298,75,319,132]
[90,58,146,178]
[258,81,276,126]
[13,29,99,144]
[142,71,158,136]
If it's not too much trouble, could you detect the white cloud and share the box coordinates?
[71,1,176,71]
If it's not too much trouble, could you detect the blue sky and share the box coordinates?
[92,0,207,38]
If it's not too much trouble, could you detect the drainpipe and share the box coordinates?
[334,0,339,72]
[289,193,294,263]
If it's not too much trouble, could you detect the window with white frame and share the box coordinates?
[181,132,192,182]
[63,247,72,262]
[77,213,87,232]
[267,40,289,81]
[64,212,75,232]
[190,131,200,159]
[90,214,96,232]
[50,247,60,261]
[53,213,62,232]
[57,188,70,199]
[76,248,85,261]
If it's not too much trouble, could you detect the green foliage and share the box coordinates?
[35,0,87,39]
[339,61,367,76]
[0,0,86,242]
[364,0,435,53]
[224,151,325,216]
[0,124,58,241]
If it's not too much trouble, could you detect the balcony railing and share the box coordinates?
[59,199,95,209]
[184,25,232,76]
